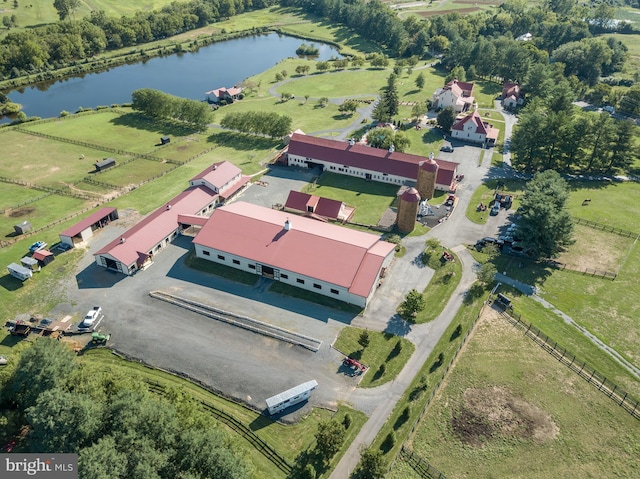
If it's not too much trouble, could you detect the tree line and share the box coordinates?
[220,111,293,138]
[132,88,213,130]
[1,338,252,479]
[0,0,276,79]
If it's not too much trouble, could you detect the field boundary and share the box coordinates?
[491,297,640,421]
[144,379,293,475]
[395,302,489,479]
[573,216,639,239]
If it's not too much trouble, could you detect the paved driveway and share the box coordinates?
[236,164,320,208]
[60,227,360,420]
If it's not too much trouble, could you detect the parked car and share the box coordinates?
[29,241,47,253]
[80,306,102,329]
[490,203,500,216]
[440,145,454,152]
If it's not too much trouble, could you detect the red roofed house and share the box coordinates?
[284,190,354,222]
[451,111,499,147]
[193,202,396,307]
[59,207,119,248]
[94,162,247,275]
[432,79,475,113]
[205,86,243,103]
[286,133,457,196]
[501,82,524,109]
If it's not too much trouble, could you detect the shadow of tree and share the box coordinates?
[110,112,201,136]
[206,131,280,151]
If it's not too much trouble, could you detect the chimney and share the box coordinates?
[284,219,291,231]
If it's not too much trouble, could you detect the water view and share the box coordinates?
[3,33,340,121]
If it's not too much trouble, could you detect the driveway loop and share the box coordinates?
[149,291,322,352]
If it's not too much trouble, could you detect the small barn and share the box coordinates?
[20,256,40,272]
[13,221,32,235]
[33,249,55,266]
[8,263,32,281]
[160,136,171,145]
[59,207,118,248]
[94,158,116,172]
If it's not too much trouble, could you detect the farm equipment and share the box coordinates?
[10,321,31,337]
[91,332,110,345]
[442,250,455,262]
[343,357,367,376]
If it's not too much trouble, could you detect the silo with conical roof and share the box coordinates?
[396,187,421,233]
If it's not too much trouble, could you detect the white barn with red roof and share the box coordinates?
[59,207,119,248]
[193,202,396,307]
[451,111,499,147]
[94,162,248,275]
[286,133,457,193]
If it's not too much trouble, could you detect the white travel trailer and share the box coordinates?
[8,263,33,281]
[265,380,318,415]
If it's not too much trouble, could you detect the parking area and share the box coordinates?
[236,164,320,208]
[59,224,361,419]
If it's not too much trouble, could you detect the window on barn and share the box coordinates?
[297,278,305,284]
[233,259,240,265]
[281,273,288,279]
[249,264,256,270]
[330,289,339,295]
[313,283,321,289]
[217,255,225,260]
[202,250,210,256]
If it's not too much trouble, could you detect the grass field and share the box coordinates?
[333,327,415,388]
[0,129,121,189]
[302,172,398,225]
[90,158,176,188]
[0,183,49,211]
[393,307,640,479]
[465,178,526,224]
[0,195,90,236]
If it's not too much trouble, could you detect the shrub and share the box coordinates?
[59,110,69,117]
[381,431,395,452]
[343,413,352,430]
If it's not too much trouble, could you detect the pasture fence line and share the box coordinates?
[542,259,618,281]
[0,192,53,216]
[0,176,96,201]
[573,216,639,239]
[395,301,489,478]
[144,379,293,475]
[491,298,640,421]
[0,205,96,249]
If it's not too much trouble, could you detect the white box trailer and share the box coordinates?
[8,263,33,281]
[265,380,318,415]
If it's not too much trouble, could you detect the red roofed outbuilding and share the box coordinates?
[193,202,395,307]
[286,133,457,193]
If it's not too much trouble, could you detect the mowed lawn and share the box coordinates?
[0,130,119,188]
[303,173,398,224]
[0,195,90,235]
[391,309,640,479]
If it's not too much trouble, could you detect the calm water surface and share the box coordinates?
[4,33,339,121]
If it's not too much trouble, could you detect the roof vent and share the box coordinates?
[284,219,291,231]
[213,165,217,170]
[349,138,355,146]
[166,204,172,210]
[429,152,434,160]
[120,237,126,244]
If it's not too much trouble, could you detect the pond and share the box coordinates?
[3,33,340,121]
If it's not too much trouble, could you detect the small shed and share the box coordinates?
[20,256,40,272]
[8,262,32,281]
[95,158,116,172]
[161,136,171,145]
[14,221,32,235]
[33,249,55,266]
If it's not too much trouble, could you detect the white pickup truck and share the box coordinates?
[80,306,102,329]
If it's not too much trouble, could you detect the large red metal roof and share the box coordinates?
[287,133,457,186]
[194,202,394,298]
[95,186,216,266]
[60,207,117,238]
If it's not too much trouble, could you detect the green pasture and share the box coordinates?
[212,6,304,33]
[22,110,194,155]
[398,307,640,479]
[150,135,216,163]
[90,158,176,188]
[219,94,356,135]
[614,7,640,27]
[333,327,415,388]
[302,172,398,225]
[566,180,640,231]
[0,183,49,211]
[399,126,444,158]
[273,69,387,99]
[0,129,119,188]
[0,194,89,237]
[203,130,280,174]
[473,80,503,109]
